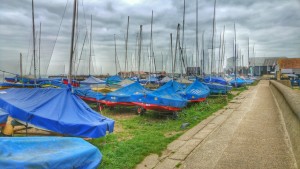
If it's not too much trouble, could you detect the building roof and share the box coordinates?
[278,58,300,69]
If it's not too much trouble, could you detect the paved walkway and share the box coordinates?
[136,80,298,169]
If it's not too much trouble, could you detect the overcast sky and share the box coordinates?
[0,0,299,76]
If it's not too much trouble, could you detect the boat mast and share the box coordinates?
[248,37,250,76]
[138,25,143,80]
[125,16,129,77]
[196,0,199,76]
[234,23,237,81]
[211,0,216,76]
[20,53,23,79]
[114,34,118,75]
[31,0,36,84]
[149,10,153,77]
[89,15,92,76]
[174,24,180,78]
[68,0,77,85]
[201,31,205,77]
[39,22,41,78]
[170,33,173,80]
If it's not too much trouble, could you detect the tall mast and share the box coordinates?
[149,10,153,75]
[68,0,77,85]
[248,37,250,75]
[221,26,225,76]
[31,0,36,84]
[218,32,222,76]
[125,16,129,77]
[182,0,185,50]
[170,33,173,80]
[38,22,41,78]
[138,25,143,80]
[20,53,23,79]
[196,0,199,75]
[174,24,180,76]
[201,31,205,77]
[211,0,216,76]
[234,23,237,81]
[89,15,92,76]
[114,34,118,75]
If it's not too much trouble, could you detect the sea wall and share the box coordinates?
[269,80,300,167]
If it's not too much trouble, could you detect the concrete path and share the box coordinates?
[136,80,298,169]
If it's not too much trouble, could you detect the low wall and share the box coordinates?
[269,80,300,167]
[276,80,292,88]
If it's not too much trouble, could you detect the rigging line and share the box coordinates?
[46,0,69,75]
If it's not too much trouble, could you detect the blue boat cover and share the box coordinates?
[0,108,8,124]
[0,88,114,138]
[80,76,106,85]
[0,82,40,88]
[106,75,122,84]
[230,78,246,87]
[74,88,106,100]
[136,81,188,108]
[203,82,232,94]
[106,82,150,103]
[204,77,228,85]
[0,137,101,169]
[179,80,210,100]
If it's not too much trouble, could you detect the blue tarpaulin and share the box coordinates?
[0,82,40,88]
[0,88,114,138]
[106,82,149,103]
[136,81,187,108]
[74,88,106,101]
[0,137,101,169]
[106,75,122,84]
[203,82,232,94]
[179,80,210,100]
[204,77,228,85]
[230,78,246,87]
[80,76,106,85]
[0,108,8,124]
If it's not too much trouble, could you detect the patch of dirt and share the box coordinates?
[164,131,183,138]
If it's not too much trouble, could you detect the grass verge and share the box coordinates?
[88,87,249,169]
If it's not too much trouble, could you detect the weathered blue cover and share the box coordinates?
[105,82,150,103]
[136,81,187,108]
[0,88,114,138]
[0,82,40,88]
[80,76,106,85]
[0,137,101,169]
[179,80,210,100]
[203,82,232,94]
[0,108,8,124]
[74,88,106,100]
[204,77,228,85]
[106,75,122,84]
[230,78,246,87]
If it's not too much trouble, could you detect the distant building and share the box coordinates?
[226,56,286,76]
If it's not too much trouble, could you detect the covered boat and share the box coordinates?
[106,75,122,85]
[204,76,228,85]
[133,81,188,113]
[102,82,150,109]
[203,82,232,94]
[0,82,40,89]
[74,88,106,103]
[0,88,114,138]
[179,79,210,102]
[80,76,106,85]
[0,108,8,126]
[0,137,101,169]
[230,78,246,87]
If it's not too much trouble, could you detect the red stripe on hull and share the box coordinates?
[132,102,181,112]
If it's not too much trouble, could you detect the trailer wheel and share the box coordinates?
[172,111,179,120]
[98,104,105,112]
[136,106,146,115]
